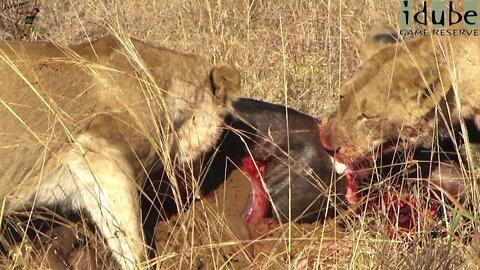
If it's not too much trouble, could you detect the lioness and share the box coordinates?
[319,28,480,206]
[320,29,480,169]
[0,35,241,269]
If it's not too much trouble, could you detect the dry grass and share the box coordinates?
[2,0,400,116]
[1,0,479,269]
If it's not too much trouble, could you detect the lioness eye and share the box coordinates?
[356,111,377,121]
[419,81,437,101]
[355,113,366,121]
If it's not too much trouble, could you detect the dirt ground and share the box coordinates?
[4,169,353,269]
[6,164,479,269]
[1,0,480,269]
[154,169,351,270]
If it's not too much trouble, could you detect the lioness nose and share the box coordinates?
[318,123,338,152]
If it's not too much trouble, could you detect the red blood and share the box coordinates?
[240,156,270,224]
[363,189,440,238]
[318,124,334,151]
[345,170,360,206]
[342,157,441,238]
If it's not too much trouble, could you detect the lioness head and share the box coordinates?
[171,62,242,163]
[320,28,455,166]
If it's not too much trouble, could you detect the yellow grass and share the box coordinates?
[0,0,479,269]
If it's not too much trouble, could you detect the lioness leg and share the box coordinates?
[63,133,145,269]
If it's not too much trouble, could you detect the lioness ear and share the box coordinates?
[363,25,399,59]
[211,63,241,106]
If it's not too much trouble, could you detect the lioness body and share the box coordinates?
[320,32,480,165]
[0,36,240,269]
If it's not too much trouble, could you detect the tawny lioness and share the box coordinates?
[0,35,241,269]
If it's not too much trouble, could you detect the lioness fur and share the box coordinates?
[320,28,480,165]
[0,35,241,269]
